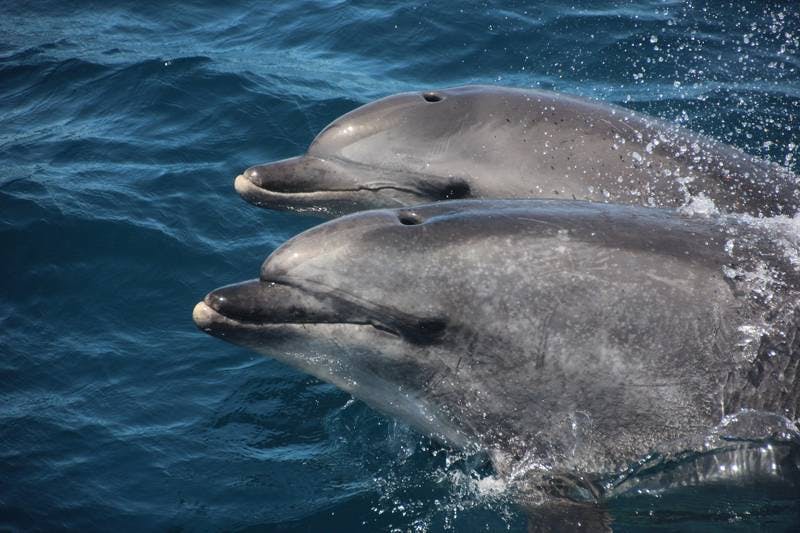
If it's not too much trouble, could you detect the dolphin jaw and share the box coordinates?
[235,171,408,200]
[192,281,405,341]
[235,171,421,216]
[234,155,461,215]
[193,298,401,339]
[193,300,472,450]
[193,293,472,448]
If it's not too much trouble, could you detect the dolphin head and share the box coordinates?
[193,199,800,516]
[193,206,481,446]
[195,201,606,452]
[194,200,781,476]
[234,87,523,217]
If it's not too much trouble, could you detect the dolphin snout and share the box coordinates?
[199,279,351,327]
[191,281,291,336]
[203,280,273,322]
[241,164,268,187]
[192,301,217,330]
[239,157,311,193]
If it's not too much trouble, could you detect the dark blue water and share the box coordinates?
[2,1,799,530]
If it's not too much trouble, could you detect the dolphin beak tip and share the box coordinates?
[238,162,274,188]
[234,173,265,203]
[234,172,253,189]
[192,301,216,330]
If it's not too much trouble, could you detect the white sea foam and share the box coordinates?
[677,193,720,216]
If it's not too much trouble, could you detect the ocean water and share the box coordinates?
[2,1,799,531]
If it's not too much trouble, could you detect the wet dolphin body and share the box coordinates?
[194,200,800,523]
[235,86,799,217]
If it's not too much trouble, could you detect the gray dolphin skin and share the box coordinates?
[235,86,799,217]
[194,200,800,519]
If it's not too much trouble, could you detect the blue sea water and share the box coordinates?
[2,1,799,530]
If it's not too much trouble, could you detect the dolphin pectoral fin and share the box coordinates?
[523,501,612,533]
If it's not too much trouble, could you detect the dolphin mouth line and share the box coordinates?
[196,278,448,345]
[193,300,403,339]
[235,173,424,198]
[209,302,400,337]
[196,280,404,338]
[194,301,402,337]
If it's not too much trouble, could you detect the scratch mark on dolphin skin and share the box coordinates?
[422,370,441,392]
[644,271,692,293]
[534,313,554,368]
[626,382,686,387]
[535,304,559,369]
[422,366,450,396]
[600,117,640,139]
[427,388,460,402]
[514,216,562,227]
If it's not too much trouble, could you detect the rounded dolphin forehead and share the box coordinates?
[306,86,539,158]
[307,91,428,155]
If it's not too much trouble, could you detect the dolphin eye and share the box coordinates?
[404,318,448,344]
[398,211,423,225]
[422,92,443,103]
[441,180,471,200]
[418,319,446,335]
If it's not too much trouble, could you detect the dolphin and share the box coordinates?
[193,200,800,526]
[235,86,799,218]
